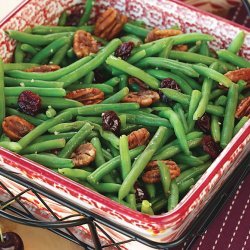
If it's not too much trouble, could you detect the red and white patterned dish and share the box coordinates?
[0,0,249,248]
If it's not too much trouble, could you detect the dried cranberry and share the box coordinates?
[93,68,110,83]
[202,135,222,159]
[102,111,121,135]
[18,90,41,116]
[159,78,181,103]
[65,4,84,26]
[196,113,211,134]
[114,42,135,60]
[134,182,148,203]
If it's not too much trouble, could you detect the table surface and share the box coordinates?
[0,1,249,250]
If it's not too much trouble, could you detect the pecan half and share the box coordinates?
[225,68,250,85]
[71,143,96,167]
[145,28,182,43]
[128,77,148,90]
[128,128,150,149]
[66,88,104,105]
[173,44,188,51]
[94,7,127,40]
[73,30,99,58]
[235,96,250,119]
[142,160,180,184]
[2,115,35,141]
[25,64,60,72]
[122,90,160,107]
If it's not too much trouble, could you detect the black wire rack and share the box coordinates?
[0,154,249,250]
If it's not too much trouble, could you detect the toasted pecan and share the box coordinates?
[94,7,127,40]
[235,96,250,119]
[73,30,99,58]
[128,77,148,90]
[128,128,150,149]
[25,64,60,72]
[225,68,250,84]
[145,28,182,43]
[2,115,35,141]
[71,143,96,167]
[122,90,160,107]
[173,44,188,51]
[65,88,104,105]
[142,160,180,184]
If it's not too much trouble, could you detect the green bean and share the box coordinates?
[173,154,204,167]
[221,84,239,148]
[215,95,227,106]
[32,25,94,34]
[46,106,57,118]
[58,11,67,26]
[233,116,249,136]
[151,198,167,213]
[5,108,43,126]
[67,48,75,58]
[20,138,66,154]
[6,96,82,110]
[102,87,129,104]
[238,80,247,93]
[87,145,145,185]
[118,75,128,90]
[176,161,212,184]
[171,69,201,90]
[69,103,139,116]
[141,200,154,215]
[18,112,72,149]
[158,108,190,155]
[211,115,221,142]
[30,36,70,64]
[188,43,201,53]
[82,71,94,84]
[108,196,132,209]
[145,184,156,199]
[102,148,113,161]
[33,132,77,143]
[122,23,149,38]
[78,0,94,25]
[0,141,22,152]
[14,42,25,63]
[168,51,235,71]
[4,77,64,88]
[59,39,122,87]
[7,55,93,81]
[217,49,250,68]
[159,39,174,58]
[0,58,5,134]
[192,64,234,88]
[6,30,73,46]
[67,83,114,94]
[126,194,137,210]
[146,69,192,95]
[120,35,142,46]
[100,77,120,87]
[127,50,146,65]
[3,63,38,72]
[209,89,227,101]
[119,135,131,181]
[58,168,91,180]
[168,180,179,211]
[4,87,66,97]
[173,103,188,133]
[91,137,106,167]
[106,55,160,89]
[228,31,245,54]
[118,126,169,200]
[24,154,74,169]
[20,44,39,56]
[50,39,72,65]
[77,116,102,125]
[58,123,93,158]
[136,57,199,78]
[178,178,195,194]
[199,41,210,56]
[158,161,171,197]
[152,137,202,160]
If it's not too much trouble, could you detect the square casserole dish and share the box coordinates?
[0,0,250,248]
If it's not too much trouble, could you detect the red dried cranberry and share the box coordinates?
[202,135,222,159]
[18,90,41,116]
[102,111,121,135]
[134,182,148,203]
[114,42,135,60]
[93,69,110,83]
[196,113,211,134]
[160,78,181,103]
[65,4,84,26]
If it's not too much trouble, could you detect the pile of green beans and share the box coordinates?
[0,1,249,216]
